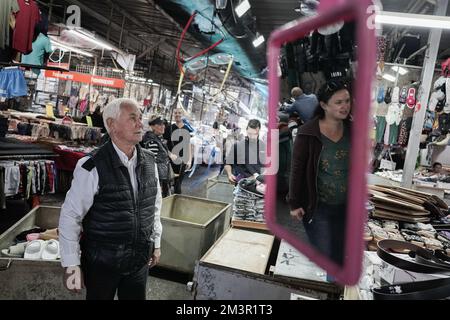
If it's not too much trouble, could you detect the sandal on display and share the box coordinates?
[399,86,408,104]
[391,86,400,103]
[41,240,60,260]
[1,242,27,258]
[24,240,45,259]
[406,88,416,109]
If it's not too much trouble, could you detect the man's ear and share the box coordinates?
[106,118,114,133]
[320,101,327,111]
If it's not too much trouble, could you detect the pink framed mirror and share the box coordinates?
[265,0,376,285]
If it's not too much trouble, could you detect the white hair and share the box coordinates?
[103,98,139,133]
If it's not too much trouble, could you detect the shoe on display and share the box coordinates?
[1,242,27,258]
[24,240,45,259]
[41,240,60,260]
[399,86,408,104]
[377,86,385,103]
[391,86,400,103]
[406,87,416,109]
[384,87,392,104]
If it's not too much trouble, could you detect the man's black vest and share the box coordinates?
[80,140,158,274]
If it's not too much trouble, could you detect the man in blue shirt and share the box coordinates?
[283,87,319,124]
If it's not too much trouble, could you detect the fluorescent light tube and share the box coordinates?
[382,74,396,82]
[51,39,94,57]
[69,29,114,50]
[376,11,450,30]
[391,66,409,75]
[252,34,265,47]
[235,0,250,18]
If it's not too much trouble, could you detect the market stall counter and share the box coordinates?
[192,227,342,300]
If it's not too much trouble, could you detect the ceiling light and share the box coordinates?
[375,11,450,30]
[50,39,94,57]
[69,29,114,50]
[391,66,409,75]
[235,0,251,18]
[382,74,396,82]
[252,34,265,48]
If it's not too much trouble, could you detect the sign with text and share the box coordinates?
[44,70,125,88]
[47,62,70,70]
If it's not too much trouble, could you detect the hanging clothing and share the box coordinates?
[0,68,27,98]
[398,117,413,147]
[0,0,19,50]
[12,0,40,54]
[375,116,387,144]
[0,159,56,201]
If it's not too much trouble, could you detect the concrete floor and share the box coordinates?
[147,275,192,300]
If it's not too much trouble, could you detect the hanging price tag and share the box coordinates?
[45,104,55,118]
[86,116,93,127]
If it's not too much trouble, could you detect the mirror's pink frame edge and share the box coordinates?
[266,0,376,285]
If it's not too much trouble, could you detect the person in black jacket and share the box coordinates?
[141,116,176,197]
[288,79,351,265]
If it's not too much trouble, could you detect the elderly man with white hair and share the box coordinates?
[58,98,162,300]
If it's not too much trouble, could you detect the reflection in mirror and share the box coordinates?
[275,20,357,267]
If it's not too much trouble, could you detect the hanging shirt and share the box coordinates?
[13,0,40,54]
[0,0,19,49]
[21,33,52,74]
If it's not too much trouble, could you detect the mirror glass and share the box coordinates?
[273,19,357,267]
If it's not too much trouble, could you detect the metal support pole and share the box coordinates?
[106,5,114,41]
[402,0,449,188]
[119,15,126,47]
[48,0,54,21]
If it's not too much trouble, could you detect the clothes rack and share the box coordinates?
[0,154,57,160]
[0,62,67,72]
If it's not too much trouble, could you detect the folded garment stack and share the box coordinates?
[232,178,265,223]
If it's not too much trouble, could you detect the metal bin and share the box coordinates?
[159,195,231,273]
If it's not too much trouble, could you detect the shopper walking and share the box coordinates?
[288,80,351,266]
[166,108,192,194]
[59,98,162,300]
[141,116,176,197]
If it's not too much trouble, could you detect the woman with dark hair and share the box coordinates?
[287,79,352,265]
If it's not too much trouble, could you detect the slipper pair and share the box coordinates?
[23,239,60,260]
